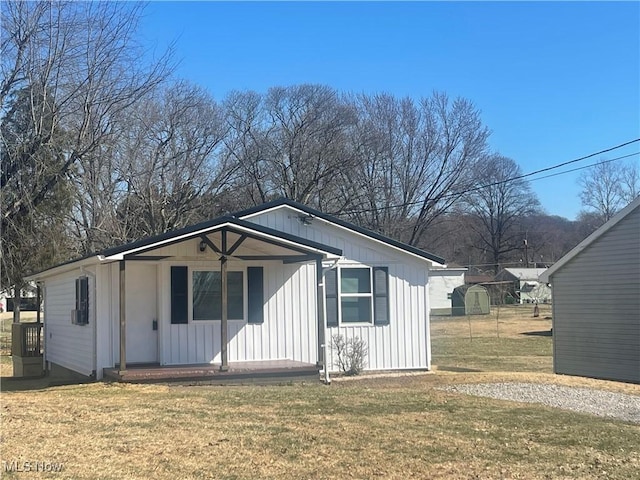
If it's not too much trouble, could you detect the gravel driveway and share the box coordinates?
[441,382,640,424]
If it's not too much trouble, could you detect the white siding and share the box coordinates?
[44,270,95,376]
[429,269,465,314]
[95,264,113,379]
[158,256,318,366]
[246,206,433,372]
[551,205,640,383]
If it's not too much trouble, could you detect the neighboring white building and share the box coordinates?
[0,282,38,313]
[540,197,640,384]
[27,199,446,381]
[428,267,466,315]
[495,267,551,304]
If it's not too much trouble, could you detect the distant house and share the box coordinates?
[540,197,640,384]
[494,268,551,304]
[0,282,39,313]
[27,198,446,381]
[464,273,493,285]
[428,267,466,315]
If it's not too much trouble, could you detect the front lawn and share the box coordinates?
[2,305,638,479]
[2,377,639,479]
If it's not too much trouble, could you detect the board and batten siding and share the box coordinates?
[550,205,640,383]
[244,206,433,371]
[44,270,96,376]
[156,257,318,366]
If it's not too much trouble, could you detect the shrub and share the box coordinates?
[331,334,368,375]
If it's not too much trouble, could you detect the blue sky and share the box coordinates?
[140,1,640,220]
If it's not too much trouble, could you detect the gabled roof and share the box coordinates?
[540,196,640,283]
[235,198,446,265]
[498,268,548,282]
[98,216,341,259]
[28,215,342,280]
[28,198,446,280]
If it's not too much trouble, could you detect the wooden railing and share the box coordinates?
[11,323,43,357]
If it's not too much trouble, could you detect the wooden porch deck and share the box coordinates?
[103,360,320,384]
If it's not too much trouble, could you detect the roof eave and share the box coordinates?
[237,198,446,266]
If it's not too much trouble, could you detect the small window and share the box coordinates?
[73,277,89,325]
[193,271,244,320]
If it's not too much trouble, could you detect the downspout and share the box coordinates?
[81,266,97,379]
[119,260,127,374]
[37,282,46,374]
[320,257,341,384]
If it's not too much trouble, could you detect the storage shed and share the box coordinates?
[540,197,640,384]
[451,285,490,316]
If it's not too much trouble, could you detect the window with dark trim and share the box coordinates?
[170,266,265,324]
[325,266,389,326]
[73,276,89,325]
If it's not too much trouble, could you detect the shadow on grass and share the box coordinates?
[435,366,483,373]
[521,330,552,337]
[1,374,92,392]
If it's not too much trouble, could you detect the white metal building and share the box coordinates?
[495,267,551,304]
[28,199,446,380]
[428,267,466,315]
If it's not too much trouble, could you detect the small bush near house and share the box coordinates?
[331,334,368,375]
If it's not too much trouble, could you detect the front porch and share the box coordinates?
[104,359,320,384]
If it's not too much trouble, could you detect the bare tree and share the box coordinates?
[116,81,231,239]
[222,90,274,205]
[463,155,540,273]
[578,159,639,224]
[619,161,639,204]
[339,92,489,245]
[1,1,172,288]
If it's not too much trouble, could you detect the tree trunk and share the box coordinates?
[12,287,21,324]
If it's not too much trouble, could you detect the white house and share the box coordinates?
[495,267,551,304]
[540,197,640,384]
[428,267,466,315]
[27,199,446,381]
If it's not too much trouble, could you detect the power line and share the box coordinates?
[340,138,640,216]
[528,152,639,183]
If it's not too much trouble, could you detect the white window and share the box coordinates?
[339,267,373,323]
[325,266,389,327]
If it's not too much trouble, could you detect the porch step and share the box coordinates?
[103,360,320,385]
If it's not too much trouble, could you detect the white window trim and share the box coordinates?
[338,266,374,325]
[189,266,247,323]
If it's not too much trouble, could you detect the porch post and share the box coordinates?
[220,230,229,371]
[36,284,41,324]
[316,257,325,370]
[119,260,127,373]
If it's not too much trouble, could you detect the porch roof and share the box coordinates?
[27,216,342,280]
[100,216,342,261]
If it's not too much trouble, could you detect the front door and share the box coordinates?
[126,263,158,364]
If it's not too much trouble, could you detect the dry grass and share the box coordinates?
[1,305,639,479]
[431,304,554,373]
[1,312,38,378]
